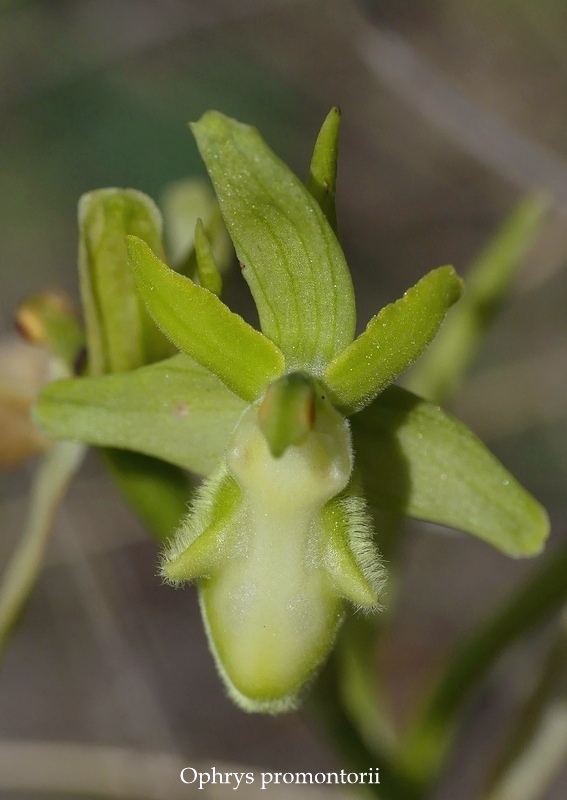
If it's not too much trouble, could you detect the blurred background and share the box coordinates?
[1,0,567,798]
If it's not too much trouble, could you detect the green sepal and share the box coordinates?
[33,354,246,477]
[324,266,463,413]
[306,107,341,233]
[351,386,549,557]
[127,236,285,402]
[78,188,173,376]
[258,372,316,458]
[322,492,384,608]
[190,110,356,372]
[101,449,193,544]
[160,177,232,277]
[194,218,223,296]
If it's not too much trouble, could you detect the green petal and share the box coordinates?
[324,267,463,413]
[306,107,341,233]
[33,354,246,477]
[194,218,223,296]
[190,110,356,372]
[351,386,549,557]
[127,236,285,402]
[78,188,173,376]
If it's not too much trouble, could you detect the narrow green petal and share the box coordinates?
[33,354,246,477]
[194,218,223,296]
[306,107,341,233]
[78,188,173,376]
[127,236,285,402]
[324,267,463,413]
[351,386,549,557]
[190,110,356,371]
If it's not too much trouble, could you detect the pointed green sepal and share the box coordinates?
[351,386,549,557]
[258,372,316,458]
[78,188,173,376]
[33,354,246,477]
[306,107,341,233]
[324,266,463,413]
[127,236,285,402]
[190,110,356,372]
[194,218,223,296]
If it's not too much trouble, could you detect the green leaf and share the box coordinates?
[406,192,551,403]
[101,449,192,544]
[190,110,356,371]
[306,107,341,233]
[0,441,85,655]
[160,177,232,276]
[33,354,246,477]
[194,218,222,296]
[127,236,285,403]
[351,385,549,557]
[78,188,173,376]
[324,267,463,413]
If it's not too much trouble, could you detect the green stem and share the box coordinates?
[405,192,550,405]
[484,613,567,800]
[0,441,85,655]
[310,656,424,800]
[402,542,567,787]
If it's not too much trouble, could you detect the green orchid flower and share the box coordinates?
[33,110,549,714]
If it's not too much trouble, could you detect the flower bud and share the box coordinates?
[0,338,54,467]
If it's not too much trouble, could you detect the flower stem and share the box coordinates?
[401,542,567,787]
